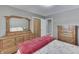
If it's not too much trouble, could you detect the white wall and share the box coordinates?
[0,6,43,37]
[50,8,79,45]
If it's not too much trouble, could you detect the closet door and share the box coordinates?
[34,18,41,37]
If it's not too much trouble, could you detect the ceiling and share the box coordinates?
[9,5,79,17]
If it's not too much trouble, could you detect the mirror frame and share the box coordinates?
[5,16,30,35]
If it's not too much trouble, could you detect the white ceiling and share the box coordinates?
[9,5,79,17]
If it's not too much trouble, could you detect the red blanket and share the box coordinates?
[17,35,54,54]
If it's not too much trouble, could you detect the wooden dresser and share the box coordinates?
[0,16,39,54]
[0,31,35,54]
[58,25,78,45]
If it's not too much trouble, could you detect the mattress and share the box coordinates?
[34,40,79,54]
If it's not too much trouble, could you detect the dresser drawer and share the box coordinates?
[0,40,2,49]
[15,36,24,45]
[2,38,15,44]
[3,42,15,49]
[2,38,16,49]
[1,46,17,54]
[24,34,29,41]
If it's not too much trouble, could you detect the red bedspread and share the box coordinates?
[17,35,54,54]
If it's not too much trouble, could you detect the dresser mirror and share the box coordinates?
[6,16,30,35]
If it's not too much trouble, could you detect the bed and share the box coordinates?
[17,35,79,54]
[34,40,79,54]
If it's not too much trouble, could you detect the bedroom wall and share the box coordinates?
[0,6,44,37]
[49,8,79,45]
